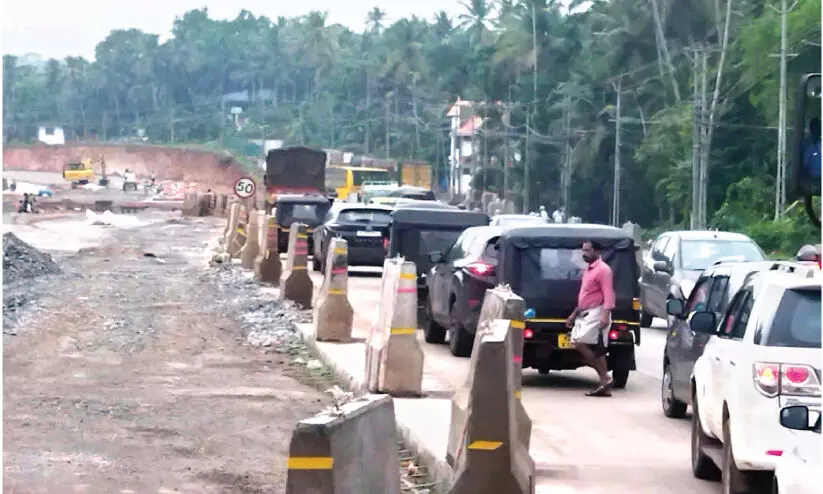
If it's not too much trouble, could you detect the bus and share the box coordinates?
[326,166,392,200]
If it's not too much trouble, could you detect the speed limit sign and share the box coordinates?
[234,176,257,199]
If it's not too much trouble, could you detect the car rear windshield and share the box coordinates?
[337,209,392,224]
[765,289,821,349]
[680,240,764,270]
[278,204,328,225]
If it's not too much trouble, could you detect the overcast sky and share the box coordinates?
[2,0,469,60]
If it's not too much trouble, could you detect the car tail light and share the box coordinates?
[465,262,494,277]
[753,363,821,398]
[632,298,641,311]
[613,323,628,331]
[524,328,534,339]
[609,330,619,340]
[383,237,389,249]
[766,450,784,457]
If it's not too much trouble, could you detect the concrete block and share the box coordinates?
[279,223,313,308]
[448,286,531,465]
[365,257,424,397]
[313,238,354,342]
[286,394,401,494]
[254,214,282,283]
[223,202,239,243]
[227,206,248,259]
[240,210,263,269]
[448,320,535,494]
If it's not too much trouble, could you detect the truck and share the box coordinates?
[264,146,327,200]
[398,162,432,189]
[63,155,107,188]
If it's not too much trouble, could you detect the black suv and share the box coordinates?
[660,260,816,418]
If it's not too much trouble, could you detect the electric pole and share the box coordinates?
[611,81,622,227]
[503,102,511,202]
[698,47,709,229]
[384,98,391,159]
[562,94,572,214]
[690,45,702,230]
[772,0,799,220]
[524,107,531,214]
[531,1,538,102]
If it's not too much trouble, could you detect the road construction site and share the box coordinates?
[3,192,724,494]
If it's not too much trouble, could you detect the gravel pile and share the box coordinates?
[3,233,61,285]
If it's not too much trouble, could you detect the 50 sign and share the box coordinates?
[234,177,257,199]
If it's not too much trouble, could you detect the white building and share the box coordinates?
[446,98,482,196]
[37,126,65,145]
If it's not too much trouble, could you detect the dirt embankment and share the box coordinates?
[3,144,250,192]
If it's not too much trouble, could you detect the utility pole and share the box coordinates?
[503,107,510,201]
[698,48,709,229]
[531,1,538,102]
[772,0,799,220]
[384,98,391,159]
[690,45,702,230]
[562,94,572,213]
[524,106,531,214]
[611,81,622,227]
[482,102,489,193]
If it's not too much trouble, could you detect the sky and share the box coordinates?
[2,0,469,61]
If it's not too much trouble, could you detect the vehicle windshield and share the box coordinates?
[765,289,821,349]
[418,230,463,254]
[353,170,390,186]
[277,203,329,226]
[680,240,764,270]
[337,209,392,224]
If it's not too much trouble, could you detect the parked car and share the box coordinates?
[690,271,821,493]
[387,207,489,305]
[424,226,507,355]
[387,186,436,201]
[489,214,547,227]
[640,231,765,326]
[312,204,393,272]
[661,261,817,418]
[272,194,333,254]
[773,405,821,494]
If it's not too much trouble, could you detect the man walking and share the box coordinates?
[566,240,614,397]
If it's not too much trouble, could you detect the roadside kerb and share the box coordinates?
[280,222,314,308]
[313,238,354,342]
[253,214,282,283]
[240,210,263,269]
[285,394,401,494]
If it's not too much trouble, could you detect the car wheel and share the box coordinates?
[448,300,473,357]
[610,348,631,389]
[662,363,688,418]
[423,299,447,344]
[640,310,653,327]
[722,418,755,494]
[691,395,721,480]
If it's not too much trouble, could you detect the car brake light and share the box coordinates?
[766,450,784,457]
[753,363,821,398]
[632,298,641,311]
[613,323,627,331]
[524,328,534,339]
[465,262,494,277]
[383,237,389,249]
[609,330,619,340]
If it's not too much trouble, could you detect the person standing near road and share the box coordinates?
[565,240,615,397]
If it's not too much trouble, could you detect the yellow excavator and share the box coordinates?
[63,155,108,188]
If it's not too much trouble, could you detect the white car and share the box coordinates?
[773,405,821,494]
[689,270,821,494]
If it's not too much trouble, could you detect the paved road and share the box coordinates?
[309,265,721,494]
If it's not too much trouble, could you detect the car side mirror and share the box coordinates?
[689,311,717,334]
[780,405,813,431]
[429,251,443,264]
[666,298,685,317]
[653,260,672,274]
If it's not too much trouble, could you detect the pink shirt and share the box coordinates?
[577,258,615,311]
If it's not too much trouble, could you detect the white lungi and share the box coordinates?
[570,306,611,346]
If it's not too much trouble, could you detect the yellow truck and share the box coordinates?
[399,162,431,189]
[63,155,106,187]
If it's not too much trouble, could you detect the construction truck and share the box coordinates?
[264,146,327,204]
[398,162,432,189]
[63,155,107,188]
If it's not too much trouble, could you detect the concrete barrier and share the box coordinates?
[181,193,193,216]
[227,205,247,259]
[196,192,211,216]
[364,257,424,396]
[279,223,313,308]
[254,214,282,283]
[223,202,239,243]
[448,319,535,494]
[217,193,228,217]
[240,210,263,269]
[285,394,401,494]
[448,285,532,463]
[313,238,354,342]
[93,200,113,213]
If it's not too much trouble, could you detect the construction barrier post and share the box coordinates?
[196,192,211,217]
[240,210,263,269]
[313,238,353,342]
[364,257,424,396]
[223,202,239,244]
[448,319,535,494]
[447,286,531,466]
[254,214,282,283]
[228,206,248,259]
[279,223,313,308]
[285,394,401,494]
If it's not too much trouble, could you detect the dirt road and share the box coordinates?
[3,214,328,493]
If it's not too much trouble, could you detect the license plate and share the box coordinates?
[557,333,573,349]
[356,231,382,237]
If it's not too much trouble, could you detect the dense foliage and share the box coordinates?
[2,0,820,247]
